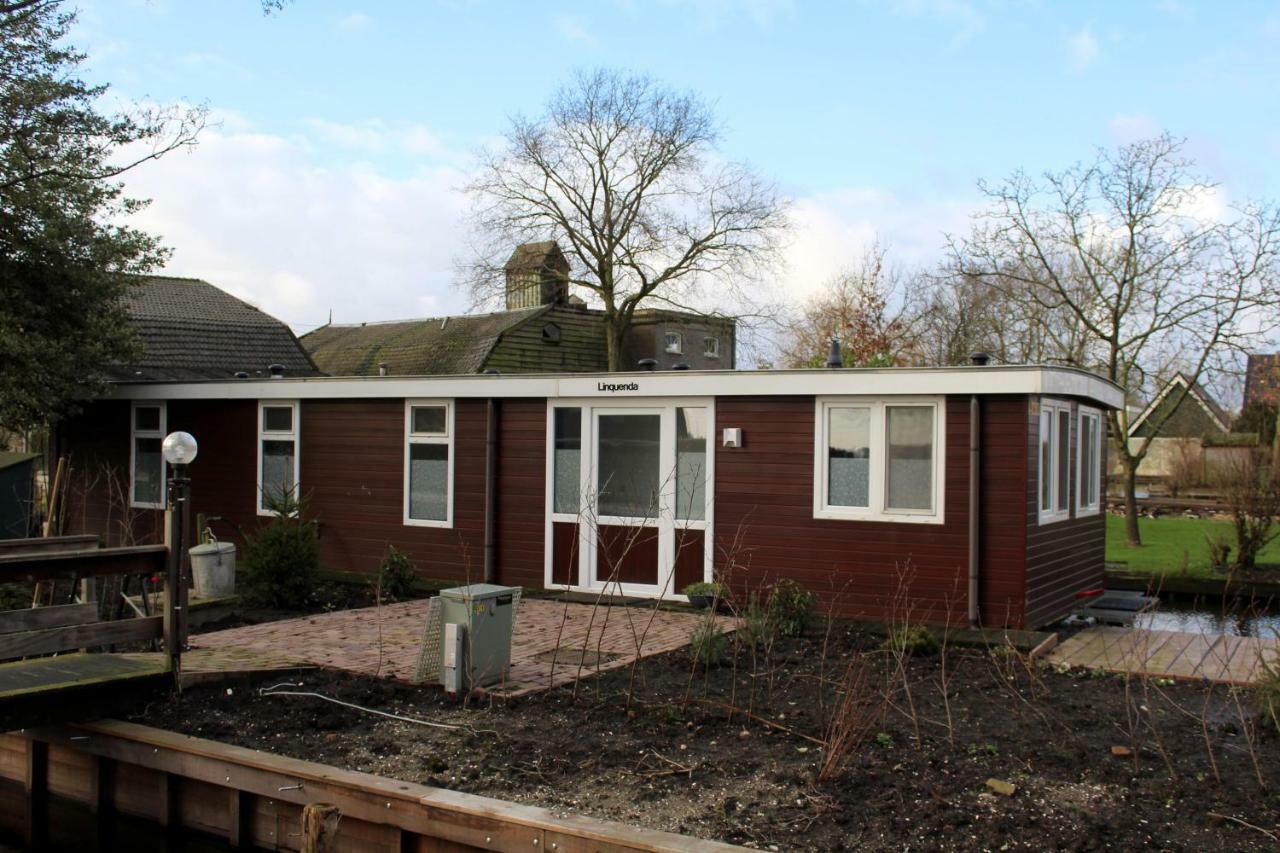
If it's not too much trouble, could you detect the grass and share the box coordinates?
[1105,514,1280,578]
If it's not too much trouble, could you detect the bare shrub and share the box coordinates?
[817,654,884,784]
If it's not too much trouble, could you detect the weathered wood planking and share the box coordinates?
[1049,626,1280,686]
[0,546,166,583]
[2,720,746,852]
[0,603,98,635]
[0,535,100,556]
[0,616,162,661]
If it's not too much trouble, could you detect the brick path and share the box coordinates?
[191,598,735,697]
[1048,626,1280,686]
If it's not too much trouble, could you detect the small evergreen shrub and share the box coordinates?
[375,545,418,602]
[243,489,320,610]
[689,614,727,667]
[767,579,816,638]
[882,626,939,656]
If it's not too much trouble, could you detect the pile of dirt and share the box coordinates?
[136,627,1280,851]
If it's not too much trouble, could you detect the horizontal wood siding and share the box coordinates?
[979,397,1030,627]
[60,401,163,546]
[493,399,548,588]
[713,395,1029,627]
[1024,397,1106,628]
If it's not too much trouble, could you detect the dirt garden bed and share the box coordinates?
[135,625,1280,851]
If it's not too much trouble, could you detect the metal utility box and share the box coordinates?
[438,583,518,689]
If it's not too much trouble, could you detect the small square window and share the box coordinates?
[664,332,683,355]
[134,405,162,433]
[704,336,720,358]
[263,406,293,432]
[411,406,447,435]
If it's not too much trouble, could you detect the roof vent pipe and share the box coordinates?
[378,362,388,377]
[638,358,658,371]
[826,338,843,369]
[672,362,690,371]
[268,364,286,379]
[969,352,991,366]
[234,371,249,380]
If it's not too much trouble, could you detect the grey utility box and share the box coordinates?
[438,583,518,689]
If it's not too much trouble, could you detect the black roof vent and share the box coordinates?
[826,338,843,369]
[483,368,500,375]
[638,358,658,371]
[234,371,249,379]
[969,352,991,366]
[672,362,690,371]
[268,363,286,379]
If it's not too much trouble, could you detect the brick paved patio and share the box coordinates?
[190,597,734,697]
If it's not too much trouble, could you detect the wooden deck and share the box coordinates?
[0,653,172,731]
[1048,626,1280,685]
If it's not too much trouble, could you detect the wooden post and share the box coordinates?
[300,803,341,853]
[228,790,253,847]
[90,755,116,849]
[23,738,48,849]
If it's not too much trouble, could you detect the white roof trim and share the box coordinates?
[1125,373,1229,438]
[105,366,1124,409]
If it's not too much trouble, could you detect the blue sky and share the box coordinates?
[71,0,1280,333]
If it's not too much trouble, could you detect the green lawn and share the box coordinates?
[1105,514,1280,577]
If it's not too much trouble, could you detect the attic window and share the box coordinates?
[704,336,720,358]
[542,322,562,345]
[664,332,683,355]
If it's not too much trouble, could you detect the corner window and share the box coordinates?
[814,398,944,523]
[664,332,683,355]
[676,407,707,521]
[404,400,453,526]
[1077,406,1103,517]
[1039,399,1072,524]
[552,407,581,515]
[258,401,299,515]
[704,336,720,358]
[130,402,166,509]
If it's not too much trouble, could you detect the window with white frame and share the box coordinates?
[814,398,944,523]
[404,400,453,526]
[664,332,683,355]
[258,400,299,514]
[130,401,166,509]
[1077,406,1103,516]
[1038,399,1072,523]
[552,407,581,515]
[703,336,720,358]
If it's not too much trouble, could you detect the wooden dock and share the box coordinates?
[1048,626,1280,685]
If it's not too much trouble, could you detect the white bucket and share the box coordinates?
[189,541,236,598]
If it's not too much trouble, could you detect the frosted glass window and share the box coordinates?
[885,406,934,511]
[597,414,660,518]
[408,443,449,521]
[553,408,581,515]
[261,440,295,508]
[1079,411,1101,511]
[676,408,707,521]
[828,407,871,507]
[133,438,163,506]
[263,406,293,432]
[412,406,447,435]
[1039,411,1053,511]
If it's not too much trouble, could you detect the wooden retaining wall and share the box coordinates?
[0,720,742,852]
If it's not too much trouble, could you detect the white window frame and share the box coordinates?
[1038,398,1072,524]
[664,332,683,355]
[403,399,454,528]
[703,336,720,358]
[813,396,946,524]
[257,400,300,516]
[129,401,167,510]
[1077,405,1103,518]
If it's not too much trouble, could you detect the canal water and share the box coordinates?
[1135,596,1280,638]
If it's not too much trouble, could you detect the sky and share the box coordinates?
[69,0,1280,337]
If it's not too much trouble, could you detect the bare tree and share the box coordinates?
[463,68,788,370]
[776,244,919,368]
[950,134,1280,545]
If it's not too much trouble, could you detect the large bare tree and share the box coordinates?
[951,134,1280,545]
[464,69,788,370]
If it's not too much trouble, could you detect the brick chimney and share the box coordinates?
[503,241,569,310]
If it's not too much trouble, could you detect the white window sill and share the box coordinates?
[815,507,945,525]
[404,516,452,529]
[131,501,165,511]
[1075,504,1101,519]
[1038,509,1071,525]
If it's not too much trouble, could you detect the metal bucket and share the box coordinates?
[189,540,236,598]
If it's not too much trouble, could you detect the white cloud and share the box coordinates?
[888,0,985,47]
[554,14,598,46]
[118,118,472,332]
[336,12,373,32]
[1067,27,1100,73]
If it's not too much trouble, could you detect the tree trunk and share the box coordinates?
[1122,460,1142,547]
[605,316,625,372]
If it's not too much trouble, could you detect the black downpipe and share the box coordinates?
[968,395,981,627]
[483,398,498,584]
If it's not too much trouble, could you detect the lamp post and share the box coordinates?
[162,431,198,676]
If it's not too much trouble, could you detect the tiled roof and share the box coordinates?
[300,306,550,376]
[110,276,320,382]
